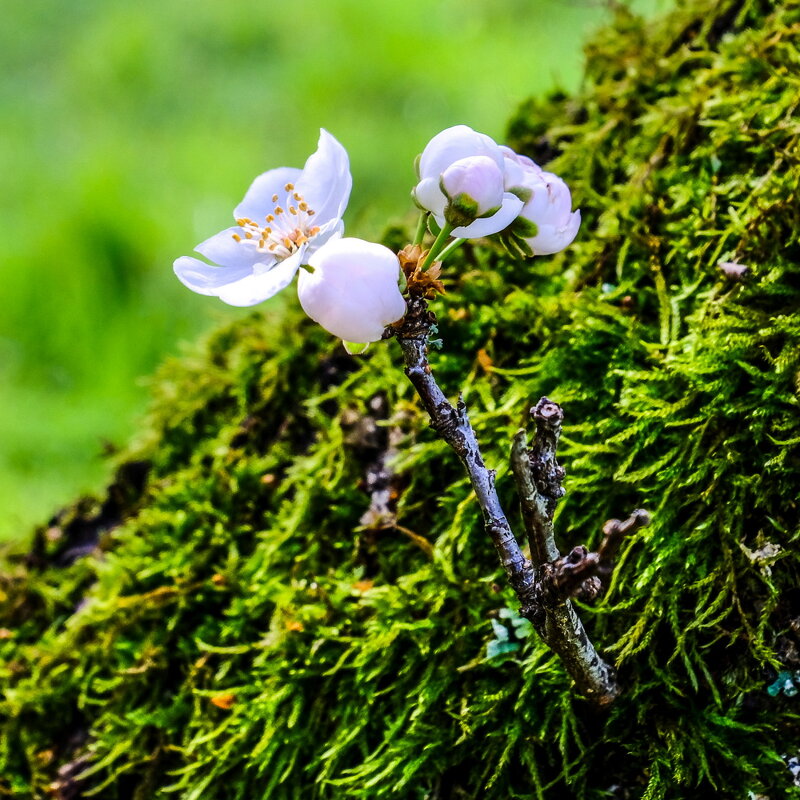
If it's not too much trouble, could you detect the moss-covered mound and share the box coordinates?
[3,0,800,797]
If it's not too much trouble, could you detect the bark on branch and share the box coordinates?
[394,293,648,706]
[395,295,537,606]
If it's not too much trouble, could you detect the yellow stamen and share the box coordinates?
[231,194,321,256]
[285,183,294,191]
[272,194,279,202]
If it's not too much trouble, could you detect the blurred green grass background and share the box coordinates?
[0,0,659,542]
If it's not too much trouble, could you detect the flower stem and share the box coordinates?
[421,222,454,270]
[413,212,428,247]
[437,237,466,262]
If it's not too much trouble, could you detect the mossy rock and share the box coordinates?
[3,1,800,797]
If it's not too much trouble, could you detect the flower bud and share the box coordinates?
[440,156,505,228]
[297,238,407,345]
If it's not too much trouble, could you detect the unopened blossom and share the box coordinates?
[174,129,352,306]
[413,125,523,238]
[439,156,505,228]
[297,238,406,345]
[502,149,581,256]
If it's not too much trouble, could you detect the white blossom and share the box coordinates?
[174,129,352,306]
[413,125,523,238]
[297,238,406,345]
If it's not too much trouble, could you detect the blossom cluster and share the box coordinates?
[174,126,580,349]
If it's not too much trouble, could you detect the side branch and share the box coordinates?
[528,397,566,516]
[550,509,651,598]
[510,408,620,704]
[509,397,650,704]
[510,429,559,565]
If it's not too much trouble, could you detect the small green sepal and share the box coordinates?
[509,185,533,203]
[477,203,501,219]
[499,231,534,260]
[443,193,479,228]
[512,216,538,238]
[343,341,370,355]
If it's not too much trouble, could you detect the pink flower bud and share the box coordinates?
[440,156,505,226]
[499,147,581,256]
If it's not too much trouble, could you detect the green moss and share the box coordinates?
[3,0,800,797]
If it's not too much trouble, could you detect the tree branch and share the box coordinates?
[509,398,620,703]
[395,295,537,606]
[394,294,638,705]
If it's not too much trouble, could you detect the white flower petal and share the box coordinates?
[413,176,447,216]
[195,226,265,269]
[233,167,302,222]
[307,218,344,255]
[502,149,543,195]
[452,193,524,238]
[522,181,552,219]
[527,210,581,256]
[502,157,528,193]
[419,125,504,179]
[294,129,352,227]
[216,252,303,307]
[173,256,258,296]
[535,172,573,217]
[500,146,541,172]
